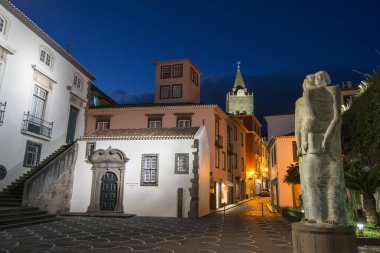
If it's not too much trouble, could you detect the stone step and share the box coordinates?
[0,207,39,214]
[0,213,56,226]
[0,217,62,230]
[0,202,21,207]
[0,210,46,219]
[0,197,22,203]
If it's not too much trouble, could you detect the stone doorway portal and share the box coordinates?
[87,147,129,213]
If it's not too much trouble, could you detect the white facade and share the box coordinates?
[70,127,210,217]
[264,114,295,139]
[0,2,95,190]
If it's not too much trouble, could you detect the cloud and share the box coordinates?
[110,89,154,104]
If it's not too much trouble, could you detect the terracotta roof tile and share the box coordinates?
[79,127,200,141]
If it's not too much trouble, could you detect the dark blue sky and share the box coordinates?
[12,0,380,120]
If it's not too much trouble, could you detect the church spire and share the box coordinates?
[233,60,247,92]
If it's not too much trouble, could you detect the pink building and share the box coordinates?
[86,59,247,210]
[268,134,301,210]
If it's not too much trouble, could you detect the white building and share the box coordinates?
[70,127,210,217]
[0,1,95,190]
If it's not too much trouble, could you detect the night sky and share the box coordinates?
[11,0,380,125]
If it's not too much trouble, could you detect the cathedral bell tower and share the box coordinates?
[226,61,254,115]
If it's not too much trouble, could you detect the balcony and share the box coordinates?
[227,143,233,153]
[0,102,6,125]
[22,112,53,139]
[215,134,223,149]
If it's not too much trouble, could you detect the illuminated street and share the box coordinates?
[0,198,293,253]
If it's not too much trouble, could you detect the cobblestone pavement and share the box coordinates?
[0,198,293,253]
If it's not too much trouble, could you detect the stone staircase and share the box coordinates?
[0,144,73,229]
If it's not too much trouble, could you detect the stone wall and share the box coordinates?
[23,142,78,214]
[226,93,254,115]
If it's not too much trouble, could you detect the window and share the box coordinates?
[222,152,226,170]
[24,141,41,167]
[86,142,96,159]
[215,149,219,168]
[147,114,163,128]
[141,154,158,186]
[173,64,183,78]
[39,49,53,68]
[176,113,192,128]
[241,132,244,147]
[227,155,232,172]
[292,141,299,162]
[175,153,189,174]
[233,154,237,169]
[0,102,6,125]
[161,65,171,79]
[178,119,190,128]
[149,120,161,128]
[96,118,110,130]
[234,126,237,141]
[241,158,245,171]
[172,84,182,98]
[73,75,82,89]
[0,15,6,35]
[160,85,170,99]
[190,67,199,86]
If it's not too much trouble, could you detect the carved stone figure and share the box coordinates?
[295,71,347,226]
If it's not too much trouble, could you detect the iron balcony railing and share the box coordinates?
[0,102,6,125]
[215,134,223,149]
[22,112,53,138]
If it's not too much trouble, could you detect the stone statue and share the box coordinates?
[295,71,347,226]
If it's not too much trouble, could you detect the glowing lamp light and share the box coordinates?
[250,170,255,175]
[357,223,364,230]
[301,209,305,213]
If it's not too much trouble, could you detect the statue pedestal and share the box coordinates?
[292,222,358,253]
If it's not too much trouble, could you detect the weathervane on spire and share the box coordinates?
[237,60,241,70]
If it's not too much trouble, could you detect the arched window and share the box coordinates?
[39,47,54,69]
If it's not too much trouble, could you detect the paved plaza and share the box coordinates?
[0,198,295,253]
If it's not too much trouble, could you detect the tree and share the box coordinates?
[342,71,380,224]
[344,159,380,224]
[283,163,300,185]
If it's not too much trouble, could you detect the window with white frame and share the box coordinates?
[172,84,182,98]
[161,65,171,79]
[173,64,183,78]
[160,85,170,99]
[73,75,82,89]
[141,154,158,186]
[0,15,6,35]
[31,86,47,120]
[39,48,53,68]
[178,119,190,128]
[175,153,189,174]
[96,118,110,130]
[23,141,41,167]
[147,114,163,128]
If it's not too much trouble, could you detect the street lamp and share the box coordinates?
[357,223,364,237]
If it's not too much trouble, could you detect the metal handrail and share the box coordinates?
[22,112,53,138]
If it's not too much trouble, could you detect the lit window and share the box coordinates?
[23,141,41,167]
[172,84,182,98]
[141,154,158,186]
[39,49,53,68]
[160,85,170,99]
[73,75,82,89]
[161,65,171,79]
[173,64,183,78]
[175,153,189,174]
